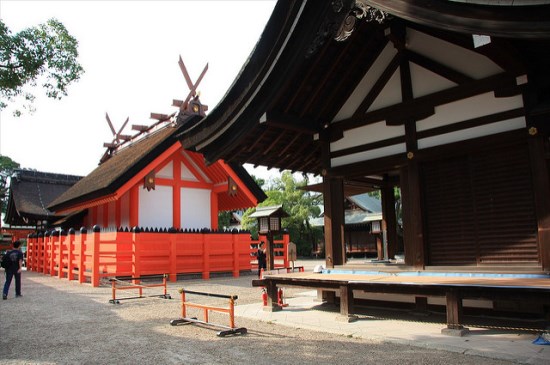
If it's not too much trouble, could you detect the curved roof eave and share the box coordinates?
[179,0,314,157]
[365,0,550,39]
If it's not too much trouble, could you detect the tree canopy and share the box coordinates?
[0,18,84,116]
[0,155,20,215]
[242,171,323,256]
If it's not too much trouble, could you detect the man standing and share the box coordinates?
[3,240,24,300]
[257,241,266,278]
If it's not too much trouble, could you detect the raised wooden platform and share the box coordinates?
[253,270,550,335]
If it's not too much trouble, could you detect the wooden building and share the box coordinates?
[310,193,385,259]
[178,0,550,274]
[48,114,266,231]
[4,169,82,231]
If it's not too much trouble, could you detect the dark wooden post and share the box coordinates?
[400,163,425,269]
[266,231,275,271]
[442,289,469,336]
[381,179,398,260]
[337,285,358,322]
[323,176,345,267]
[263,280,281,312]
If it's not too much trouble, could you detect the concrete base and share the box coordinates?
[441,327,470,337]
[336,314,359,323]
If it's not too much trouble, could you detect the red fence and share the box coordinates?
[26,227,289,287]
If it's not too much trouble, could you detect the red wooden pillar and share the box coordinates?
[232,232,240,278]
[50,232,57,276]
[38,233,45,273]
[78,228,86,283]
[169,231,177,282]
[67,229,75,281]
[210,191,218,230]
[132,227,141,284]
[58,231,64,279]
[91,226,101,287]
[26,235,34,271]
[202,234,210,280]
[43,233,50,275]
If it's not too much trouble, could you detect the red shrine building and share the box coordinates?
[48,114,266,231]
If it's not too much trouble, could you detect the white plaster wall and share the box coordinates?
[157,161,173,179]
[417,93,524,132]
[410,62,457,98]
[333,42,398,121]
[331,120,405,152]
[368,67,402,112]
[418,117,526,149]
[138,185,173,228]
[331,143,406,167]
[180,188,210,230]
[406,28,503,78]
[181,161,199,181]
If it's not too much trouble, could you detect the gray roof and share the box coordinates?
[347,193,382,213]
[310,193,382,227]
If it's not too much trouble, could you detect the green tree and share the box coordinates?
[0,18,84,116]
[0,155,20,215]
[242,171,323,256]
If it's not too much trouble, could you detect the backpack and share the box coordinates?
[1,250,17,270]
[1,251,11,269]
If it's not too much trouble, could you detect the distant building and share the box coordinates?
[311,193,386,259]
[3,169,82,231]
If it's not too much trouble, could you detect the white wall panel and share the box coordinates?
[157,161,173,179]
[417,93,524,132]
[180,188,210,230]
[418,117,526,149]
[407,28,502,78]
[331,143,406,167]
[181,162,198,181]
[333,43,398,121]
[410,62,457,98]
[368,68,403,112]
[139,185,173,228]
[331,120,405,152]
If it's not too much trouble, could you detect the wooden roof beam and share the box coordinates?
[405,50,474,85]
[332,72,518,136]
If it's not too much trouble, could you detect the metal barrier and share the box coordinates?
[108,274,171,304]
[170,288,247,337]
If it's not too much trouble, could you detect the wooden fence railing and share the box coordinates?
[26,226,289,287]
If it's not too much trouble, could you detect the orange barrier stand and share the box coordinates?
[108,274,171,304]
[170,288,247,337]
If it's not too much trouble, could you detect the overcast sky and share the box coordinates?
[0,0,280,179]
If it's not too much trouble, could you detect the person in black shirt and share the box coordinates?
[257,241,266,278]
[3,240,24,300]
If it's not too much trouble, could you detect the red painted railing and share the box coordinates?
[26,227,289,287]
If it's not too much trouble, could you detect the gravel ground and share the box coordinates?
[0,262,517,365]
